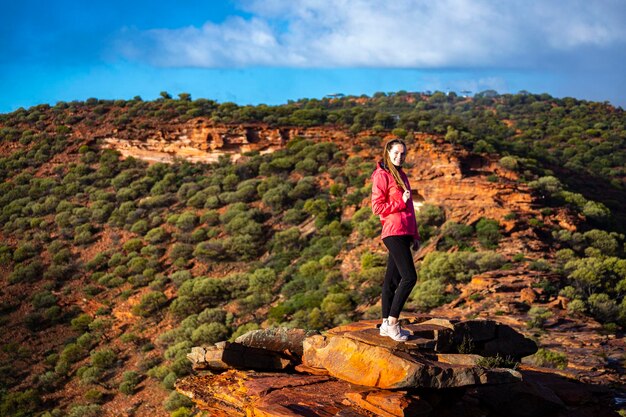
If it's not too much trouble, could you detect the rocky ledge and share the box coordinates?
[176,317,618,416]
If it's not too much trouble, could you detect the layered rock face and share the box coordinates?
[408,137,533,231]
[177,318,617,417]
[99,120,352,163]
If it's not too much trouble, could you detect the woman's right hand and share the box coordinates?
[402,190,411,203]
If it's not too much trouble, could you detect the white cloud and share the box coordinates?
[115,0,626,69]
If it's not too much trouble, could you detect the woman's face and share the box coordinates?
[388,143,406,167]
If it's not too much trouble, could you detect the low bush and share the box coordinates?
[531,348,568,369]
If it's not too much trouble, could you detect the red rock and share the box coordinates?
[436,354,483,366]
[302,332,521,389]
[187,341,292,371]
[454,320,496,342]
[345,388,432,417]
[480,324,538,360]
[520,287,539,304]
[294,364,330,376]
[176,370,370,417]
[475,379,565,417]
[234,328,318,357]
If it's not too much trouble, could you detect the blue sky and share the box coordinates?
[2,0,625,113]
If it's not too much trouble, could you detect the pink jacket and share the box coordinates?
[371,162,420,240]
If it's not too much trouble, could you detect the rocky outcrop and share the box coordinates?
[301,332,521,389]
[301,318,530,389]
[188,328,319,371]
[409,136,533,231]
[99,120,354,163]
[101,120,287,163]
[174,318,617,416]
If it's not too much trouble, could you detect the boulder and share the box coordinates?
[302,332,521,389]
[479,324,538,360]
[235,328,318,358]
[474,379,565,417]
[454,319,497,343]
[187,341,292,372]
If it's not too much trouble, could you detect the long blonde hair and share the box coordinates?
[382,138,408,192]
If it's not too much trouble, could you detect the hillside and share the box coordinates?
[0,91,624,417]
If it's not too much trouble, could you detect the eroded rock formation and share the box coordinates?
[177,318,617,416]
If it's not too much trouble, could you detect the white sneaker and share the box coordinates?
[379,319,409,341]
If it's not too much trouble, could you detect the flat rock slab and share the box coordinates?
[436,353,483,366]
[345,388,433,417]
[176,370,372,417]
[303,333,522,389]
[341,327,437,352]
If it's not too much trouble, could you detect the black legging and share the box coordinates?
[382,235,418,318]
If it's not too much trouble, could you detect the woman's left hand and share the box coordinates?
[412,239,420,251]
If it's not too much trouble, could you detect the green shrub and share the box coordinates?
[271,227,301,252]
[191,322,230,344]
[58,343,85,368]
[84,389,104,404]
[162,371,178,389]
[31,291,57,309]
[90,348,117,369]
[171,407,193,417]
[119,371,141,395]
[197,307,227,324]
[132,292,168,317]
[587,293,619,322]
[193,240,227,262]
[475,251,506,271]
[409,279,448,310]
[130,219,149,235]
[283,208,307,225]
[13,242,38,262]
[360,253,386,269]
[529,258,551,272]
[527,306,553,329]
[528,176,562,197]
[176,211,199,232]
[66,404,102,417]
[439,222,473,249]
[582,229,621,256]
[499,156,519,171]
[415,204,445,227]
[146,227,169,244]
[0,389,41,417]
[169,270,192,287]
[123,238,143,252]
[356,214,382,239]
[164,391,194,411]
[566,299,586,315]
[289,177,317,200]
[321,293,354,324]
[475,218,501,248]
[262,184,292,210]
[71,314,93,332]
[8,259,44,284]
[52,247,72,265]
[531,348,568,369]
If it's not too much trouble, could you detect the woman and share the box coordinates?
[371,138,420,342]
